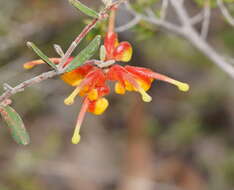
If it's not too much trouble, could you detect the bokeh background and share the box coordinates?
[0,0,234,190]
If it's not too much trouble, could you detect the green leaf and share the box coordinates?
[66,35,101,72]
[69,0,99,18]
[27,42,57,70]
[0,106,30,145]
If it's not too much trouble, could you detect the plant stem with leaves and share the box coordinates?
[0,0,126,145]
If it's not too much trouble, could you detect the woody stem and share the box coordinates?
[108,8,117,33]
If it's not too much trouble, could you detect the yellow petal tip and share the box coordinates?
[23,64,34,69]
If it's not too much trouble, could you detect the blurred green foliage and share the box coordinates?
[194,0,234,7]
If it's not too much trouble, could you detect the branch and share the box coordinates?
[168,0,191,27]
[122,0,234,78]
[0,0,126,104]
[190,11,204,25]
[0,71,57,102]
[161,0,169,20]
[58,0,126,71]
[168,0,234,78]
[217,0,234,26]
[201,0,211,39]
[57,18,100,70]
[124,2,184,35]
[116,15,141,32]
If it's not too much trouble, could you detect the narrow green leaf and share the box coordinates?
[27,42,57,70]
[69,0,99,18]
[0,106,30,145]
[66,35,101,72]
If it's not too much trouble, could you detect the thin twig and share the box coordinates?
[201,0,211,39]
[58,0,126,71]
[169,0,234,78]
[0,70,57,102]
[124,1,184,35]
[161,0,169,20]
[169,0,192,27]
[116,15,141,32]
[190,11,204,25]
[57,18,99,71]
[123,0,234,78]
[217,0,234,26]
[3,83,13,91]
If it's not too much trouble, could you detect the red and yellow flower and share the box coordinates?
[24,9,189,144]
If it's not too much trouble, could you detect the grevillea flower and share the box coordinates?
[24,9,189,144]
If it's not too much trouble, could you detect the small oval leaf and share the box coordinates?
[0,106,30,145]
[65,35,101,72]
[69,0,99,18]
[27,42,57,70]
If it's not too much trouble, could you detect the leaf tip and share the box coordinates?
[26,42,33,48]
[21,139,30,146]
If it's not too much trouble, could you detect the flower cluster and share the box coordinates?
[24,9,189,144]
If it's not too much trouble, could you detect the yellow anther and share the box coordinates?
[139,88,152,102]
[64,87,81,105]
[93,98,109,115]
[115,82,126,94]
[88,89,98,101]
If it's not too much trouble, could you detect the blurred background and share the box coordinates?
[0,0,234,190]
